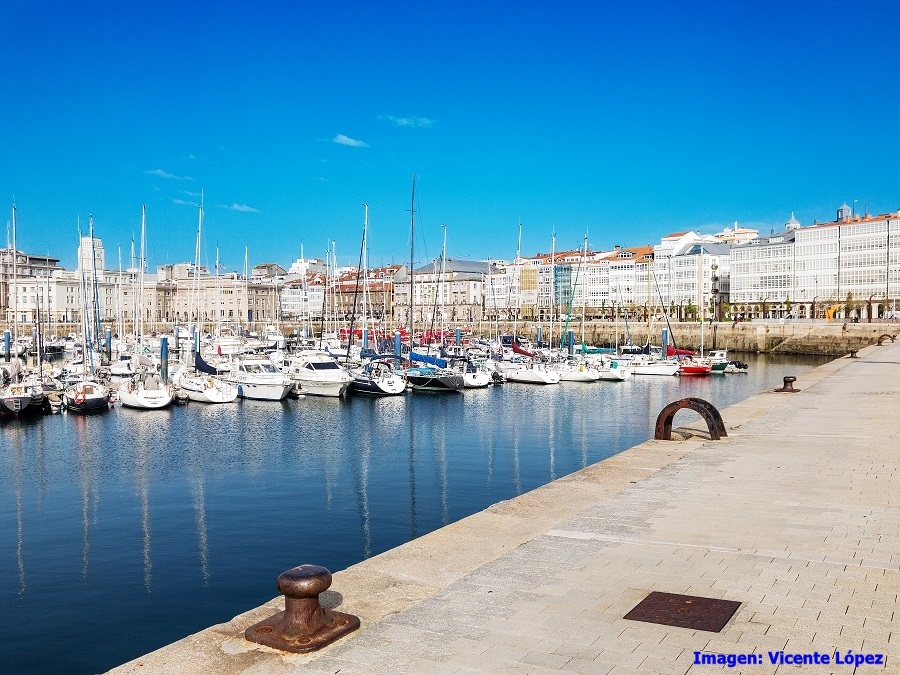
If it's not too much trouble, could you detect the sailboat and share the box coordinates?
[346,204,406,396]
[117,206,175,409]
[1,205,46,416]
[175,198,238,403]
[402,176,463,392]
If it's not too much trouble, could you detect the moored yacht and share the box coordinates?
[224,355,292,401]
[349,359,406,396]
[285,351,352,397]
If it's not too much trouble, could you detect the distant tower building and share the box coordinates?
[77,236,105,272]
[836,203,852,222]
[785,212,801,231]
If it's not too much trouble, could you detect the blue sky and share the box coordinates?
[3,1,899,272]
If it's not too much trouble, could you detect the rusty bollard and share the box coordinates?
[245,564,360,653]
[774,376,799,393]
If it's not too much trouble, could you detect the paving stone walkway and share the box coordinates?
[112,342,900,674]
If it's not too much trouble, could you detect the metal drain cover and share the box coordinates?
[624,591,740,632]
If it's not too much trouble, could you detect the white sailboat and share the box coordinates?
[117,206,174,410]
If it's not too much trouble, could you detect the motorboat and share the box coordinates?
[349,359,406,396]
[705,349,729,373]
[224,355,293,401]
[678,359,713,376]
[724,360,749,373]
[285,351,353,397]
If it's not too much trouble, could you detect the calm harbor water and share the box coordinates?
[1,353,830,674]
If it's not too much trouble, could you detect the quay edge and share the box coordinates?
[107,344,875,674]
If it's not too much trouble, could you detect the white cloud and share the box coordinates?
[146,168,194,181]
[172,198,197,206]
[333,134,369,148]
[220,203,259,213]
[183,190,202,197]
[383,115,436,128]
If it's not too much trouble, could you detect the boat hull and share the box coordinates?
[181,376,239,403]
[231,381,292,401]
[0,394,35,416]
[629,361,680,376]
[349,374,406,396]
[293,378,351,398]
[505,368,561,384]
[118,385,174,409]
[679,365,713,376]
[406,372,464,391]
[462,371,492,388]
[63,387,110,413]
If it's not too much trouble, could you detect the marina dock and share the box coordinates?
[110,341,900,674]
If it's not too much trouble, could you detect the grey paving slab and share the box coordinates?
[110,343,900,674]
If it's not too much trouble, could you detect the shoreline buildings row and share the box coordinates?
[2,204,898,332]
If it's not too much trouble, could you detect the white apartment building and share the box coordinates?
[731,206,900,319]
[486,234,730,323]
[394,258,493,327]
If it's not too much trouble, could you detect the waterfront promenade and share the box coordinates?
[112,341,900,674]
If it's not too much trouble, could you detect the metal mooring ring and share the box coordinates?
[654,397,727,441]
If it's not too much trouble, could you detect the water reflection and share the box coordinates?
[0,353,832,675]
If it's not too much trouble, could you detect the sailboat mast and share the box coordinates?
[409,174,416,341]
[130,236,136,335]
[117,246,123,342]
[439,223,447,341]
[244,246,249,329]
[138,206,146,343]
[550,229,556,351]
[361,204,369,337]
[89,216,102,346]
[513,219,521,342]
[580,234,587,347]
[11,202,17,344]
[190,192,204,334]
[215,246,220,330]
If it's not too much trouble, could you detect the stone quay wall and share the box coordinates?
[490,320,900,356]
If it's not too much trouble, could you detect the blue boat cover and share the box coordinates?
[195,351,220,375]
[410,351,447,368]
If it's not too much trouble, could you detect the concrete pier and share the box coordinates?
[111,341,900,674]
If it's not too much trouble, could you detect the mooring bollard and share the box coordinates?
[654,397,727,441]
[848,350,859,358]
[244,564,359,653]
[774,376,799,393]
